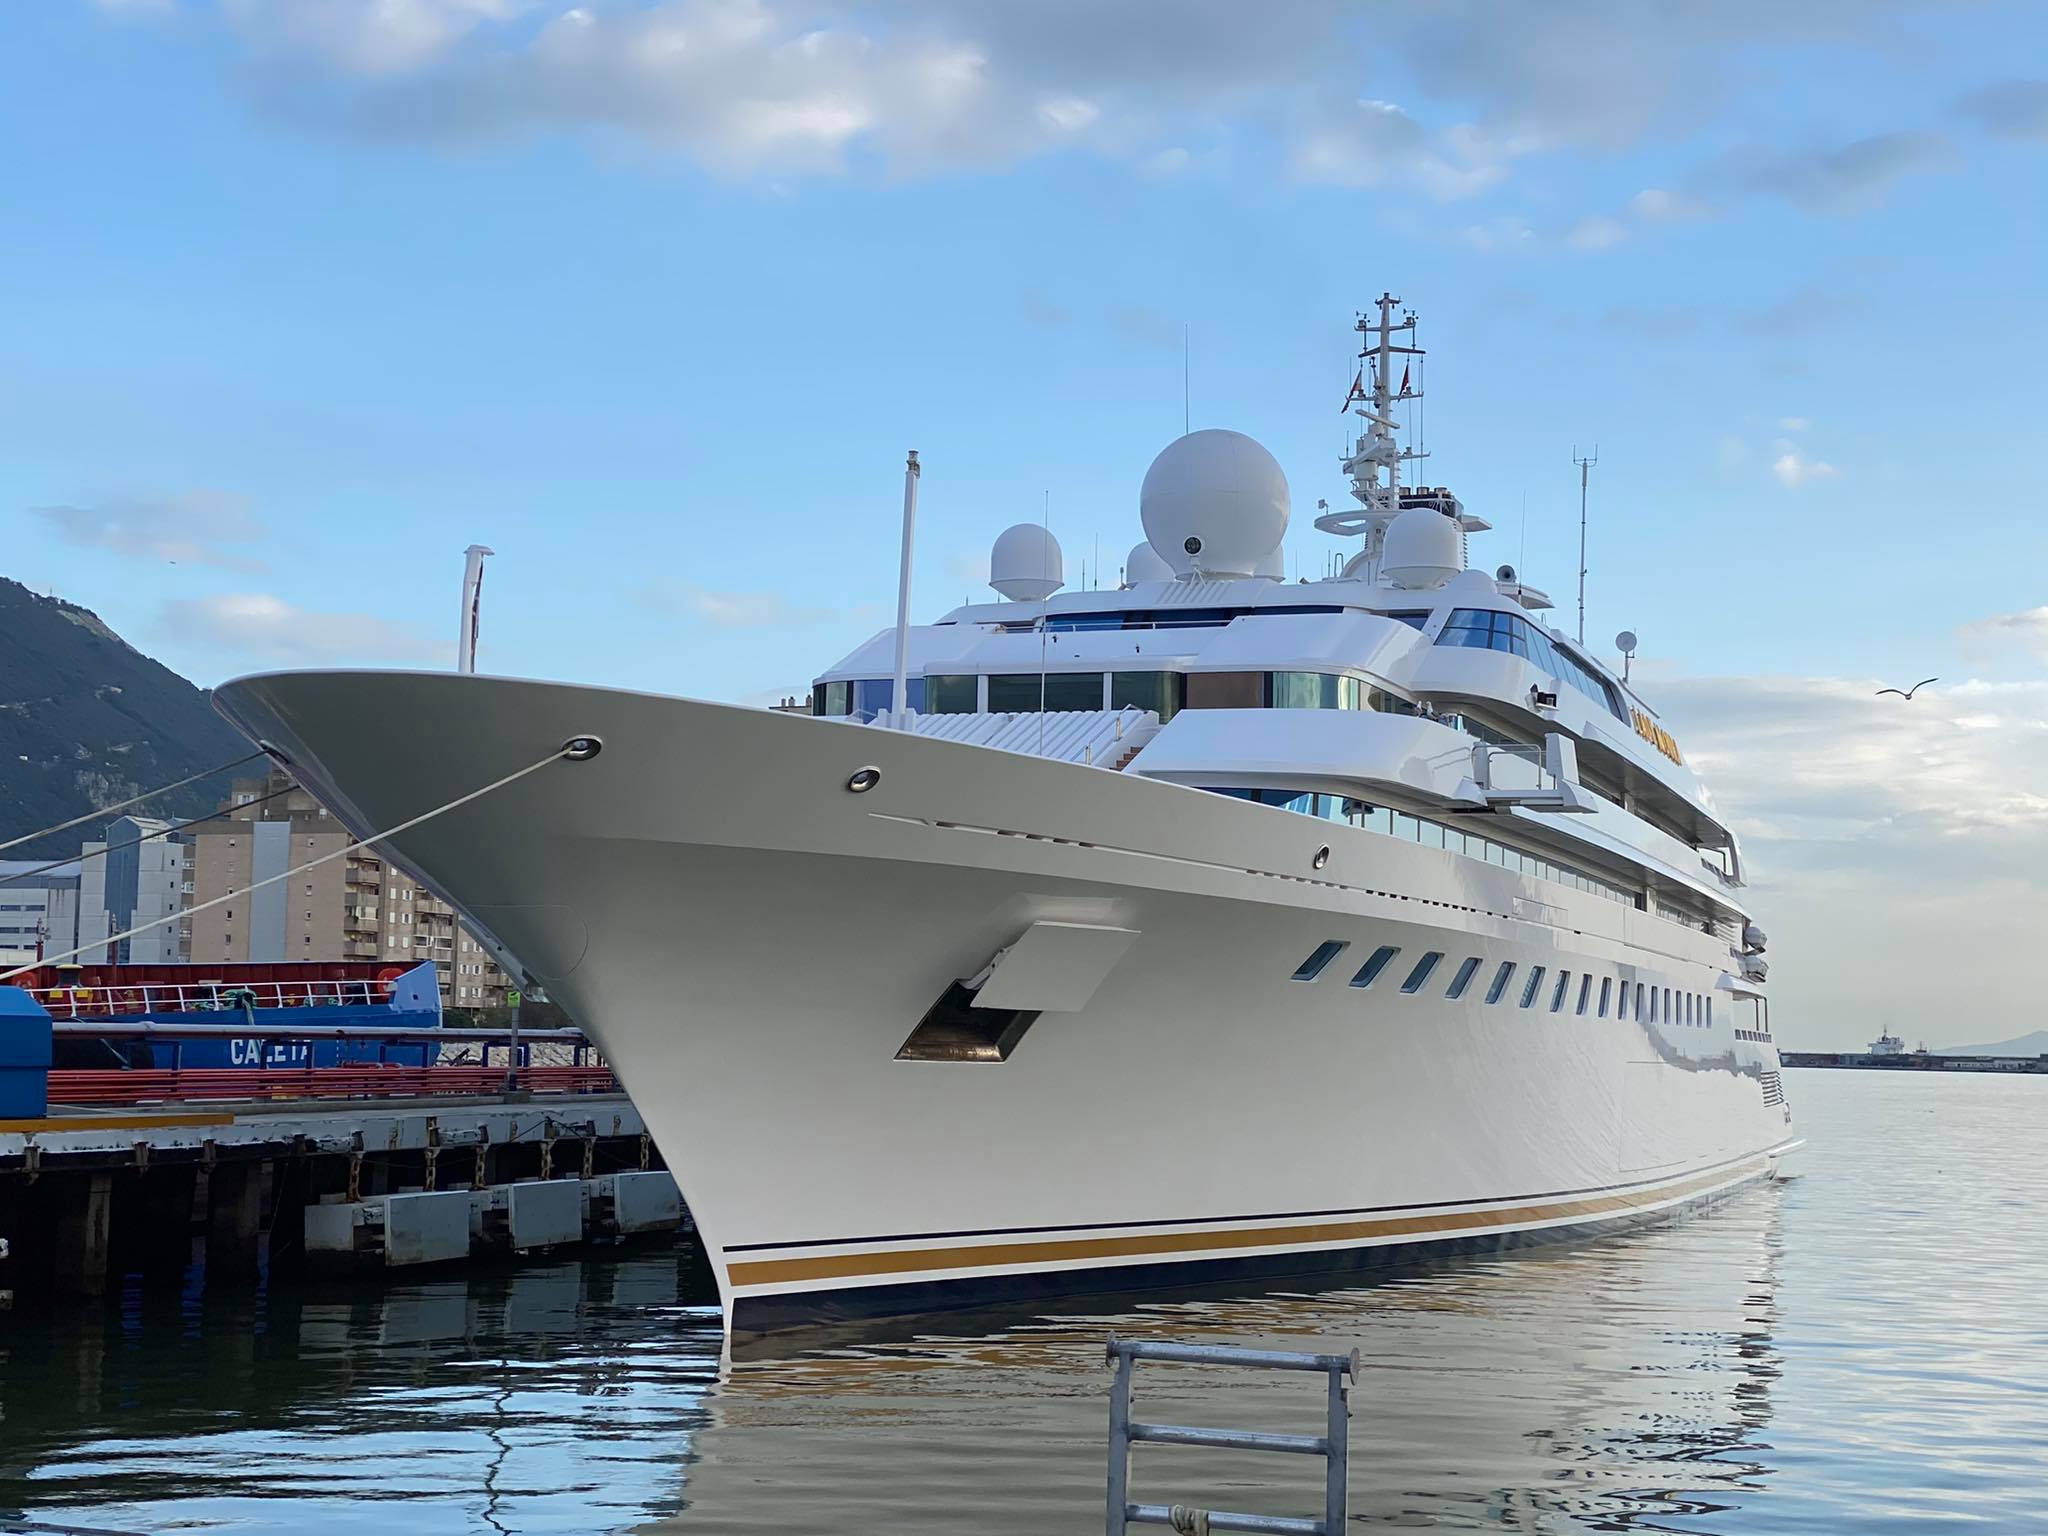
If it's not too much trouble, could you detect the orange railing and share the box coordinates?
[46,1063,619,1107]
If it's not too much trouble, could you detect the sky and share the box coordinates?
[2,0,2045,1048]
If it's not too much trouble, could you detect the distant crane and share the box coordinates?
[1875,677,1939,700]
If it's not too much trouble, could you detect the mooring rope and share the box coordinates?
[0,750,269,856]
[0,782,299,889]
[0,740,589,982]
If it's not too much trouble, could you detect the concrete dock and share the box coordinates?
[0,1091,688,1304]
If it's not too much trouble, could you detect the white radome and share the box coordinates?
[1122,540,1174,587]
[1140,429,1290,578]
[1253,545,1285,580]
[989,523,1065,602]
[1381,504,1464,589]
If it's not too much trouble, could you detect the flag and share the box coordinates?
[1341,369,1364,412]
[1399,363,1410,395]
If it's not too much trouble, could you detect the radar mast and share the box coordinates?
[1316,293,1489,579]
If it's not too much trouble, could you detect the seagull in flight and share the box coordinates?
[1876,677,1939,700]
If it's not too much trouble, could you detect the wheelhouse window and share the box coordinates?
[812,681,852,716]
[1436,609,1627,720]
[853,678,924,716]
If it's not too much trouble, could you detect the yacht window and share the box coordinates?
[1576,974,1593,1016]
[1387,612,1431,629]
[1350,945,1401,989]
[1111,670,1184,722]
[1436,609,1627,720]
[811,681,852,717]
[1550,971,1571,1012]
[1401,952,1443,994]
[1266,672,1383,710]
[1636,984,1647,1022]
[1485,962,1517,1005]
[1520,966,1547,1009]
[1664,987,1674,1024]
[853,678,925,716]
[927,675,978,714]
[1446,956,1483,1000]
[988,672,1102,712]
[1598,977,1612,1017]
[1706,997,1714,1028]
[1293,941,1349,982]
[1186,671,1265,709]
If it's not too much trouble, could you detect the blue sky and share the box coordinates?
[3,1,2045,1045]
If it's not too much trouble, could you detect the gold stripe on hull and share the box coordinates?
[729,1157,1769,1290]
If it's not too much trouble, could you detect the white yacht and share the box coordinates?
[214,295,1798,1346]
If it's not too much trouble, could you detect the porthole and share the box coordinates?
[846,766,882,793]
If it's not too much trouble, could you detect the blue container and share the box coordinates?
[0,986,54,1118]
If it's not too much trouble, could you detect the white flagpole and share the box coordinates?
[890,452,920,729]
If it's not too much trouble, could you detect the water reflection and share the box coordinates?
[0,1249,722,1535]
[3,1075,2041,1534]
[666,1185,1786,1533]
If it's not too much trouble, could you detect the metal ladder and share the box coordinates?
[1105,1334,1359,1536]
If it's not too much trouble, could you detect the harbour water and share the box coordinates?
[1,1071,2042,1534]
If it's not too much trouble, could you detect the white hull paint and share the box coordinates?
[216,670,1797,1343]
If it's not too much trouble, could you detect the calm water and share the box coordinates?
[2,1071,2044,1534]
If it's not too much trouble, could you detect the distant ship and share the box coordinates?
[213,293,1801,1345]
[1869,1030,1908,1057]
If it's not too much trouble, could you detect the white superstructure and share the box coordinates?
[213,294,1797,1347]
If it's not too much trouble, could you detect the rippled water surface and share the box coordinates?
[2,1071,2043,1533]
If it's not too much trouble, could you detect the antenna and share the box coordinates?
[1183,323,1190,437]
[1616,628,1638,683]
[1573,445,1598,645]
[457,544,494,674]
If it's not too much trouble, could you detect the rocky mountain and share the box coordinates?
[0,577,249,859]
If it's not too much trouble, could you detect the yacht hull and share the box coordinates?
[213,670,1797,1344]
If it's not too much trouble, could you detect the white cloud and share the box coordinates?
[156,593,440,663]
[1654,668,2048,1046]
[1959,606,2048,660]
[1734,129,1956,214]
[1629,186,1709,223]
[1771,443,1836,488]
[1776,415,1810,432]
[1563,214,1628,251]
[31,492,268,572]
[636,582,871,627]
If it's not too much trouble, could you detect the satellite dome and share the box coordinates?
[1140,429,1289,578]
[1123,540,1173,587]
[989,523,1065,602]
[1252,544,1285,581]
[1381,505,1464,589]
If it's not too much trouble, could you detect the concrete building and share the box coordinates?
[73,817,187,963]
[186,770,514,1008]
[0,861,81,966]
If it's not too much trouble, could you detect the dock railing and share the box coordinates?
[1105,1335,1358,1536]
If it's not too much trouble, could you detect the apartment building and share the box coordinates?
[186,770,514,1008]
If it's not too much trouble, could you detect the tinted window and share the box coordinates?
[1111,670,1183,721]
[1436,609,1626,719]
[927,674,977,714]
[1520,966,1547,1009]
[1576,974,1593,1016]
[1598,977,1612,1017]
[1401,952,1443,994]
[1350,945,1401,988]
[1485,962,1517,1005]
[1447,956,1483,999]
[1293,941,1349,982]
[988,672,1101,712]
[1551,971,1571,1012]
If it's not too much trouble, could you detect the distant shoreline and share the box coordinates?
[1782,1052,2048,1075]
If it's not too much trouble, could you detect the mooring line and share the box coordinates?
[0,739,594,983]
[0,782,299,890]
[0,750,269,856]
